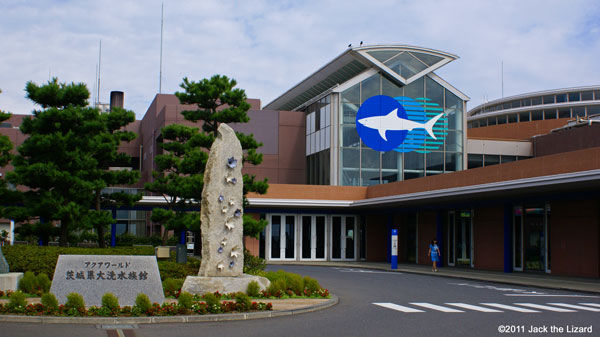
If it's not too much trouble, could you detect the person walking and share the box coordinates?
[428,239,441,272]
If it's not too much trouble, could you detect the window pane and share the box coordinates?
[361,169,380,186]
[558,108,571,118]
[497,115,507,124]
[519,111,530,122]
[487,117,497,126]
[543,95,554,104]
[543,109,556,120]
[341,148,359,168]
[342,103,359,124]
[382,75,403,98]
[587,105,600,115]
[445,90,463,130]
[473,120,480,127]
[341,168,359,186]
[361,147,380,169]
[521,98,531,106]
[568,92,580,102]
[426,151,444,174]
[381,170,399,183]
[501,155,516,163]
[341,83,360,103]
[479,118,487,127]
[581,91,593,101]
[572,106,585,117]
[382,150,400,170]
[484,154,500,166]
[385,52,427,79]
[342,126,360,147]
[404,152,424,179]
[445,152,462,171]
[531,110,543,121]
[511,100,521,108]
[508,113,518,123]
[445,130,463,152]
[404,76,424,98]
[555,94,566,103]
[425,76,444,108]
[361,73,380,103]
[532,96,542,105]
[468,154,483,169]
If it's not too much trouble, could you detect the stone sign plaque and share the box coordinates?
[50,255,164,306]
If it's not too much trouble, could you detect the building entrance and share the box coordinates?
[513,205,550,273]
[331,215,357,260]
[300,215,326,260]
[269,214,296,260]
[447,211,473,267]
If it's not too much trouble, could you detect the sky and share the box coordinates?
[1,0,599,119]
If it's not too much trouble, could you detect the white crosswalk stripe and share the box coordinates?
[445,303,502,312]
[548,303,600,312]
[373,303,424,313]
[579,303,600,308]
[410,303,464,312]
[480,303,540,313]
[514,303,576,312]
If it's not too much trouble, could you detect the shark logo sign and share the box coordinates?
[356,95,447,152]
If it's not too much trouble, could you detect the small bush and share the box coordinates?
[235,292,251,311]
[36,273,52,294]
[41,292,59,311]
[243,249,266,274]
[286,273,304,295]
[303,276,321,294]
[203,292,219,311]
[135,293,152,313]
[177,292,193,312]
[162,278,183,297]
[65,292,85,312]
[246,281,260,297]
[101,293,120,314]
[8,291,27,309]
[267,279,287,297]
[18,271,37,293]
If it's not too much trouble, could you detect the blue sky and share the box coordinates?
[1,0,599,118]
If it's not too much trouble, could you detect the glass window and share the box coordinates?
[361,147,380,169]
[503,102,511,110]
[543,109,556,120]
[594,90,600,100]
[341,148,359,168]
[382,151,400,170]
[531,110,543,121]
[467,122,473,129]
[425,76,444,108]
[384,52,428,79]
[361,73,380,103]
[501,155,516,163]
[381,170,399,183]
[519,111,530,122]
[487,117,497,126]
[497,115,507,124]
[484,154,500,166]
[382,75,403,98]
[404,152,424,180]
[587,105,600,115]
[445,152,462,171]
[558,108,571,118]
[445,90,463,130]
[412,52,444,66]
[479,118,487,127]
[511,100,521,108]
[305,114,310,135]
[467,154,483,169]
[367,50,400,63]
[581,91,593,101]
[507,113,518,123]
[555,94,566,103]
[361,169,380,186]
[426,152,444,174]
[404,77,424,98]
[341,83,360,103]
[306,135,310,156]
[568,92,580,102]
[341,126,360,147]
[572,106,585,117]
[473,120,480,128]
[341,169,360,186]
[543,95,554,104]
[531,96,542,105]
[517,156,530,161]
[445,130,463,152]
[521,98,531,106]
[342,103,359,124]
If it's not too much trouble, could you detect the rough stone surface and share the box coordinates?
[198,124,244,277]
[0,272,23,291]
[181,274,270,295]
[0,247,9,273]
[49,255,164,306]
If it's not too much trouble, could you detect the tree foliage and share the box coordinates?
[5,78,140,246]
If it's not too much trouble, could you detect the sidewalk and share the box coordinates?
[268,261,600,294]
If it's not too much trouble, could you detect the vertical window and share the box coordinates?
[568,92,580,102]
[467,154,483,169]
[519,111,530,122]
[581,91,593,101]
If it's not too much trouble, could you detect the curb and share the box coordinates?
[0,295,338,324]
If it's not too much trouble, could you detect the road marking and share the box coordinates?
[505,294,600,298]
[548,303,600,312]
[410,302,464,312]
[445,303,502,312]
[480,303,540,313]
[336,268,401,274]
[513,303,576,312]
[373,303,424,313]
[579,303,600,308]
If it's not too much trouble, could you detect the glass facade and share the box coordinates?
[338,73,465,186]
[305,96,331,185]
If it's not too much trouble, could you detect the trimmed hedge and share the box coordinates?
[2,246,155,279]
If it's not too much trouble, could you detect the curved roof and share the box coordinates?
[264,44,463,111]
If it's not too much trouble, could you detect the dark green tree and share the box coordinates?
[0,89,17,219]
[6,78,140,246]
[146,75,268,253]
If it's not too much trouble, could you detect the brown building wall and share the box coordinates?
[418,211,437,266]
[550,199,600,278]
[467,119,568,140]
[365,213,388,262]
[473,206,504,271]
[533,123,600,157]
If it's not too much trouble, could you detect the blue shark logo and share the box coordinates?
[356,95,447,152]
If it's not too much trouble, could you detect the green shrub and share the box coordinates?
[157,260,198,280]
[177,292,193,311]
[267,279,287,297]
[8,290,27,309]
[286,273,304,295]
[41,292,59,311]
[235,292,251,311]
[101,293,120,313]
[162,278,183,297]
[246,280,260,297]
[243,249,266,274]
[18,271,37,294]
[303,276,321,293]
[135,293,152,313]
[203,292,219,309]
[65,292,85,312]
[36,273,52,294]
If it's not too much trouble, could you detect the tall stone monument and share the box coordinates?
[181,124,269,295]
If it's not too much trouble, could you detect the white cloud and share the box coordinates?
[0,0,598,118]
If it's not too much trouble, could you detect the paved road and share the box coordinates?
[1,265,598,337]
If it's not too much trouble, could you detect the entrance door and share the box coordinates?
[301,215,326,260]
[331,216,357,260]
[269,214,296,260]
[523,206,545,271]
[448,211,472,267]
